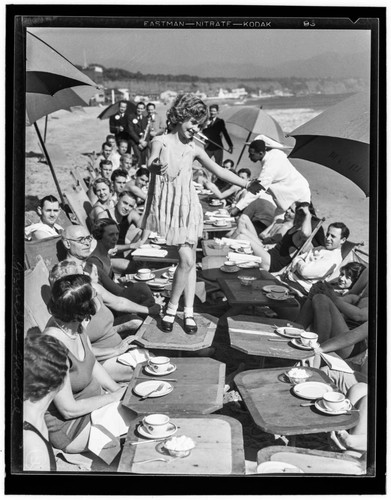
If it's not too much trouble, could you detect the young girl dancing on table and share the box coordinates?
[140,93,261,334]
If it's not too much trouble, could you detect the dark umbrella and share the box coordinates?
[219,105,294,166]
[26,31,100,203]
[97,100,137,120]
[287,92,370,196]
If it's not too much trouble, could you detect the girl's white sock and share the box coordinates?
[163,302,178,323]
[184,307,196,326]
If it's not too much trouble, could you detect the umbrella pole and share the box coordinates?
[236,130,252,167]
[43,115,48,143]
[33,122,65,205]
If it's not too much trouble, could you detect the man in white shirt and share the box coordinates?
[25,195,63,240]
[283,222,350,295]
[231,138,311,217]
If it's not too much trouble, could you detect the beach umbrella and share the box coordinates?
[218,105,294,166]
[26,31,100,202]
[287,92,370,196]
[97,100,137,120]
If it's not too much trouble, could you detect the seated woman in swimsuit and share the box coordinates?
[43,274,126,454]
[89,177,115,226]
[49,260,154,382]
[297,283,368,358]
[23,331,69,471]
[234,201,325,272]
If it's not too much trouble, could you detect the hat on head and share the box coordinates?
[246,134,291,150]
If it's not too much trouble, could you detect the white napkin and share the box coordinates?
[88,402,134,464]
[131,248,168,258]
[320,352,355,374]
[117,348,152,368]
[221,238,251,246]
[227,252,262,264]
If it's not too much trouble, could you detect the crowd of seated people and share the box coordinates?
[23,120,370,471]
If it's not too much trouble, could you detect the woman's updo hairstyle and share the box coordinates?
[47,274,96,323]
[166,93,208,132]
[24,331,69,402]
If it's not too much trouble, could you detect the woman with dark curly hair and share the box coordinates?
[23,331,69,471]
[43,274,126,454]
[139,93,260,334]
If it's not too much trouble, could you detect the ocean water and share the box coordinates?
[244,92,356,111]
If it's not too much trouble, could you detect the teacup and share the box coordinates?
[148,356,171,374]
[323,391,350,411]
[167,266,176,279]
[224,261,236,269]
[142,414,171,436]
[137,268,152,280]
[300,331,318,347]
[211,199,220,205]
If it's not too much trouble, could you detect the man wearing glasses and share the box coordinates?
[61,225,159,314]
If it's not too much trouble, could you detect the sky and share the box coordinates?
[30,27,371,78]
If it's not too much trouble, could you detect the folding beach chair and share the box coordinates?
[24,235,67,270]
[63,185,93,229]
[70,166,89,193]
[24,256,52,335]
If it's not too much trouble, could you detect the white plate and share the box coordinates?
[266,293,289,301]
[134,381,173,398]
[145,363,177,376]
[220,265,240,273]
[134,273,156,281]
[275,327,303,338]
[151,238,166,245]
[213,221,228,227]
[210,202,223,207]
[137,422,178,440]
[237,262,259,269]
[290,338,319,350]
[263,285,289,293]
[293,382,334,400]
[315,398,352,415]
[148,279,169,289]
[257,461,304,474]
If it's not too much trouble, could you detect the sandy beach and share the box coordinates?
[25,102,369,251]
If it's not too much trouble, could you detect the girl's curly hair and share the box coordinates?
[24,331,69,402]
[47,274,96,323]
[166,93,208,131]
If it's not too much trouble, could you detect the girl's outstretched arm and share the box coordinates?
[195,145,248,189]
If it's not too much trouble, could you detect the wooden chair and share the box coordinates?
[257,445,365,475]
[63,185,93,229]
[24,256,52,335]
[70,166,89,193]
[24,235,67,270]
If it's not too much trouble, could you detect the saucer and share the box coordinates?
[293,381,333,400]
[290,338,319,350]
[263,285,289,294]
[213,221,228,227]
[148,279,169,289]
[315,398,352,415]
[134,380,173,398]
[145,363,177,376]
[151,238,166,245]
[161,272,174,280]
[220,265,239,273]
[266,293,289,301]
[137,422,178,440]
[210,202,223,207]
[237,262,258,269]
[134,273,156,281]
[275,327,303,338]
